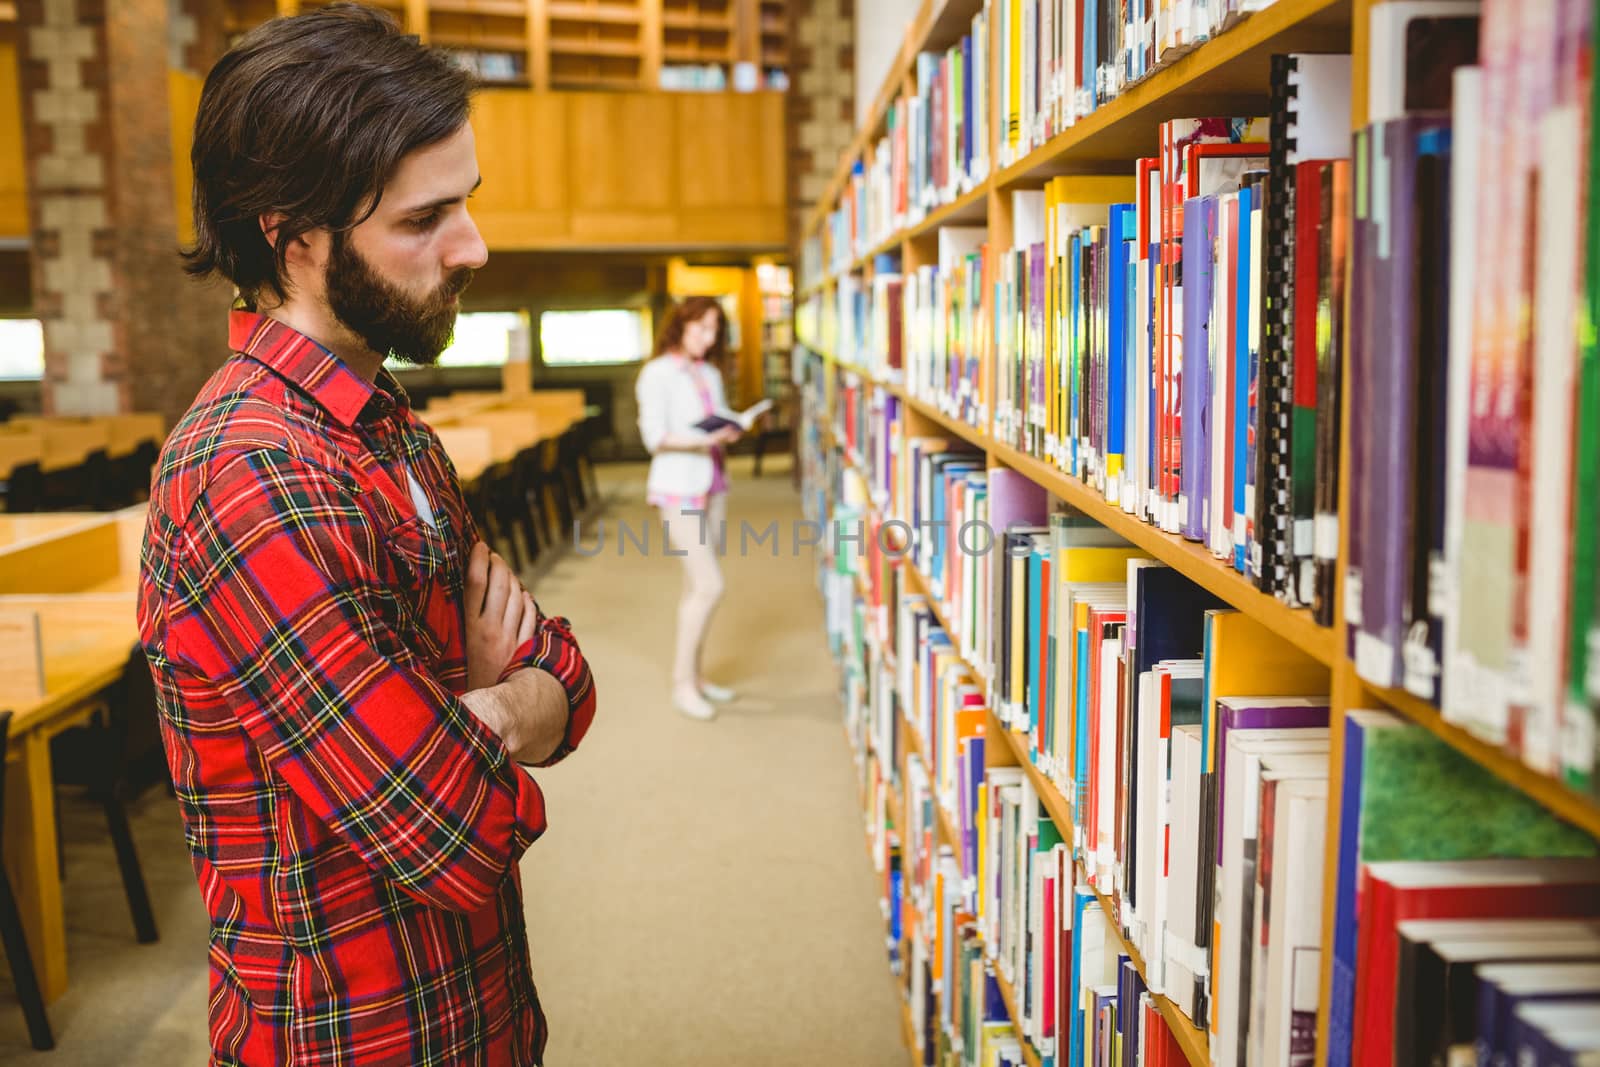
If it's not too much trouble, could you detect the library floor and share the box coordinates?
[0,455,908,1065]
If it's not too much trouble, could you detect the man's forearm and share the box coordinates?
[460,668,569,766]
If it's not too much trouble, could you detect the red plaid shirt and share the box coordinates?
[137,311,596,1066]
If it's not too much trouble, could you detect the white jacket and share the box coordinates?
[635,355,727,499]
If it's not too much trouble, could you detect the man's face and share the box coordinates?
[327,122,489,366]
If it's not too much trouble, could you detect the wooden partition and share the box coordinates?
[1,55,787,252]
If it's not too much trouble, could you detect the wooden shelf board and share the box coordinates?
[549,72,643,90]
[992,0,1351,185]
[662,11,732,28]
[1363,680,1600,840]
[546,1,641,23]
[663,44,732,61]
[427,0,526,16]
[892,396,1337,667]
[904,182,991,243]
[547,36,642,56]
[817,183,990,292]
[993,971,1046,1067]
[885,769,906,834]
[902,718,964,855]
[429,30,528,50]
[986,706,1075,846]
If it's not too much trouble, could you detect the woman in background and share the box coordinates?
[635,296,742,721]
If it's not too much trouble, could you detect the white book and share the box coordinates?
[939,226,988,274]
[1257,777,1327,1067]
[1210,192,1237,560]
[1246,763,1327,1067]
[1131,670,1161,964]
[1439,66,1490,739]
[1164,724,1206,1022]
[1521,102,1584,775]
[1012,190,1047,248]
[1150,661,1204,994]
[1214,734,1329,1067]
[1094,633,1121,883]
[1366,0,1483,126]
[1285,54,1354,164]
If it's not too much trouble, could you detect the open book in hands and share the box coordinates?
[693,398,773,434]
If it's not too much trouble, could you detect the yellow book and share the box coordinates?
[1045,176,1059,460]
[1007,0,1021,161]
[1201,609,1330,772]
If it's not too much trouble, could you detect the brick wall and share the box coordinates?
[18,0,228,423]
[786,0,854,252]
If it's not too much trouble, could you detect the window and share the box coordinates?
[0,320,44,381]
[539,307,653,367]
[387,310,528,371]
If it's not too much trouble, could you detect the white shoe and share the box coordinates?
[674,688,716,721]
[698,681,736,704]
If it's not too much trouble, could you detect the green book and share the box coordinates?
[1568,8,1600,797]
[1356,721,1598,861]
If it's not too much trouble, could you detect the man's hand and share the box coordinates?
[464,541,536,692]
[459,668,569,766]
[710,425,742,447]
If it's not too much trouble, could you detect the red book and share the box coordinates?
[1043,864,1057,1054]
[1353,858,1600,1067]
[1085,606,1127,873]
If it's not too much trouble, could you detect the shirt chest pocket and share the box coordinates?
[384,515,458,660]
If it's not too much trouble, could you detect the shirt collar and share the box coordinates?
[229,310,409,429]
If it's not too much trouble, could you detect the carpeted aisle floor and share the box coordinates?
[0,454,907,1066]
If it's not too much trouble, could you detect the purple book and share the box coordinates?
[1346,130,1372,660]
[1479,964,1600,1067]
[1212,696,1330,862]
[1181,196,1218,541]
[1356,116,1451,691]
[965,735,985,907]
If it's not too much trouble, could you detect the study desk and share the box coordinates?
[0,507,146,1001]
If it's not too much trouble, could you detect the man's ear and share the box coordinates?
[259,212,287,253]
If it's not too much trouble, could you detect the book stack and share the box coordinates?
[991,0,1286,169]
[904,229,992,429]
[1336,0,1600,801]
[989,68,1353,613]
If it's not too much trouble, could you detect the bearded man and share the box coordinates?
[135,6,596,1064]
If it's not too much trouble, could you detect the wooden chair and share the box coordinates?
[0,711,54,1050]
[0,462,44,513]
[49,648,160,946]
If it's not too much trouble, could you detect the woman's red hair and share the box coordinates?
[652,295,729,366]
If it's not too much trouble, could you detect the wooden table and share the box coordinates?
[431,408,581,488]
[0,507,145,1000]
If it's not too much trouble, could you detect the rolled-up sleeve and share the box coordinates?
[498,609,597,766]
[168,446,545,914]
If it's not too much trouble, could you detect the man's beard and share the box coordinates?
[325,234,474,366]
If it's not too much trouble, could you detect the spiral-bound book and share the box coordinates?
[1257,53,1353,604]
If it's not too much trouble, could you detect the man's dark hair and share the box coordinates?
[183,3,474,309]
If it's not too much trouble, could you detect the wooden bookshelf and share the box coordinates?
[803,0,1600,1065]
[992,0,1352,187]
[221,0,785,92]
